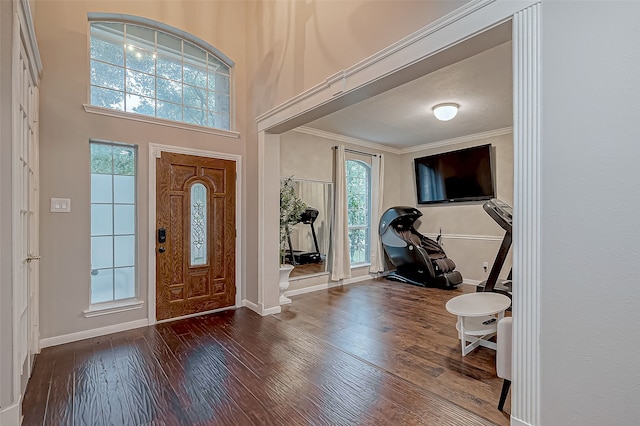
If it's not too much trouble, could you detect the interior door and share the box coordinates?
[156,152,236,321]
[14,34,40,392]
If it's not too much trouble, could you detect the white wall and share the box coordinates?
[540,1,640,424]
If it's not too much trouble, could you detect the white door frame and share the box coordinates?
[147,143,243,325]
[255,1,541,425]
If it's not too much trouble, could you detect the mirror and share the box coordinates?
[285,179,333,278]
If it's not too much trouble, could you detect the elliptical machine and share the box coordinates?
[477,199,513,297]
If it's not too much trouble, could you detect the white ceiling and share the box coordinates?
[304,41,513,149]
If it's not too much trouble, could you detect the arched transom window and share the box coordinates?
[89,15,233,131]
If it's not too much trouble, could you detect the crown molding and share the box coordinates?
[400,127,513,154]
[293,126,403,154]
[294,126,513,156]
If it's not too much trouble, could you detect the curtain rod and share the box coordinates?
[333,146,380,157]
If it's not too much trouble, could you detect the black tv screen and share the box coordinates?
[414,144,495,204]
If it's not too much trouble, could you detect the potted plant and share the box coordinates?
[278,176,307,304]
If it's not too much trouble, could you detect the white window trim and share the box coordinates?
[83,299,144,318]
[83,104,240,138]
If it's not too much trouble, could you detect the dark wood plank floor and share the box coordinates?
[22,279,510,425]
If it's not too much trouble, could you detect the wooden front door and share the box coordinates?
[156,152,236,321]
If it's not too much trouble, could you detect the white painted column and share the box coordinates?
[512,3,541,426]
[257,131,282,315]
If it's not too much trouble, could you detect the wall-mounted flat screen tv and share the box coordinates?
[414,144,495,204]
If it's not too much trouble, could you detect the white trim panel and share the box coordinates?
[241,300,283,319]
[242,299,260,315]
[84,105,240,139]
[147,144,243,325]
[39,319,149,349]
[512,3,541,425]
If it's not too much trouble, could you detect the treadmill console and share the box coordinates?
[483,199,512,233]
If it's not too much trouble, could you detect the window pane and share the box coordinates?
[114,175,135,203]
[91,174,112,203]
[184,63,207,88]
[114,204,135,235]
[183,85,206,109]
[348,228,369,264]
[208,112,230,130]
[114,147,135,176]
[157,101,182,121]
[126,69,155,98]
[91,86,124,111]
[184,106,206,126]
[208,55,228,75]
[90,23,124,66]
[91,144,113,174]
[91,236,113,269]
[91,268,114,304]
[125,93,155,116]
[157,32,181,55]
[91,60,124,90]
[91,204,113,236]
[208,72,229,93]
[125,25,155,74]
[208,92,230,115]
[190,183,207,266]
[157,77,182,103]
[114,235,135,267]
[114,267,136,299]
[157,55,182,81]
[184,42,206,66]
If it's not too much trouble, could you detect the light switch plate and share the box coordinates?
[51,197,71,213]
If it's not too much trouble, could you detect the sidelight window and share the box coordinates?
[90,142,137,304]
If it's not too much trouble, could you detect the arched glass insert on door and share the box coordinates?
[190,183,207,265]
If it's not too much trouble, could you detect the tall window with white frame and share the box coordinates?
[346,160,371,265]
[89,18,233,130]
[90,142,137,304]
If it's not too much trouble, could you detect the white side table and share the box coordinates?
[445,292,511,356]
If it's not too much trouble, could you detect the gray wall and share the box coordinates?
[540,1,640,424]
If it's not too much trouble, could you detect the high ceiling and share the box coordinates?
[304,41,513,149]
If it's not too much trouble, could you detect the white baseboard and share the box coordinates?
[242,299,260,314]
[463,278,482,286]
[39,319,149,349]
[511,416,532,426]
[285,273,375,297]
[241,299,281,316]
[0,399,21,426]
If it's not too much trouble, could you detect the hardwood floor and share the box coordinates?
[22,279,510,425]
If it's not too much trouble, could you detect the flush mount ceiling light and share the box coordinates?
[432,103,459,121]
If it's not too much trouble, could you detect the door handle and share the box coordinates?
[158,246,166,253]
[26,254,41,262]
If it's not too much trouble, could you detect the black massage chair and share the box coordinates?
[379,206,462,289]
